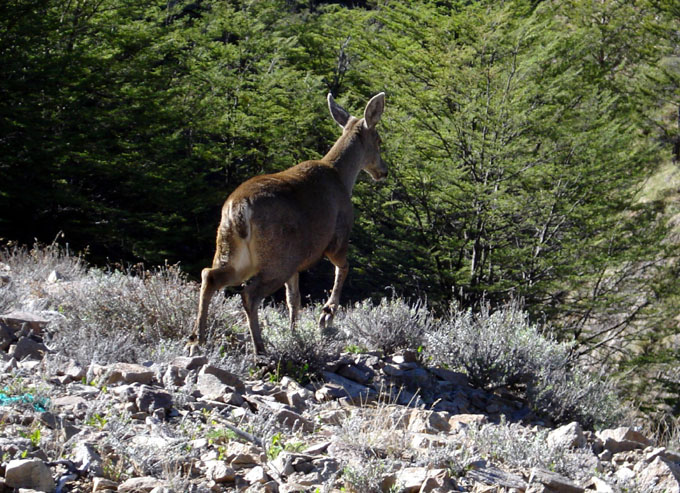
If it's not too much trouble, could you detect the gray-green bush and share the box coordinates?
[426,302,624,428]
[1,243,245,364]
[426,303,560,389]
[49,266,245,364]
[341,460,390,493]
[466,419,599,481]
[1,240,87,284]
[1,240,87,313]
[340,297,434,355]
[260,304,344,377]
[2,243,625,428]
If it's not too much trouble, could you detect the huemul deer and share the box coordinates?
[188,92,387,355]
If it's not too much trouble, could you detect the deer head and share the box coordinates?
[328,92,388,182]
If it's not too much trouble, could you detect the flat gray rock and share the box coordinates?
[320,371,377,403]
[0,311,50,334]
[9,336,47,361]
[467,462,527,490]
[530,467,585,493]
[5,458,56,492]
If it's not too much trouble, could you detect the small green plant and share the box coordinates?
[284,440,305,453]
[344,344,366,354]
[267,432,285,460]
[86,413,108,429]
[20,427,41,448]
[3,379,26,395]
[268,362,282,384]
[287,361,310,385]
[29,427,41,447]
[101,455,125,482]
[266,433,306,460]
[206,426,238,445]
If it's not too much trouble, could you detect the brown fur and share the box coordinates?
[188,93,387,355]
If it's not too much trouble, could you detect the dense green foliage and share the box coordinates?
[1,0,332,269]
[2,0,679,413]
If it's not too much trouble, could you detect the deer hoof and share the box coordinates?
[319,305,336,328]
[185,334,201,356]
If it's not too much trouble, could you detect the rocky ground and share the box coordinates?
[0,309,679,493]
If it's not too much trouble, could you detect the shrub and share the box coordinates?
[0,278,18,314]
[335,402,411,460]
[426,302,560,389]
[466,419,599,481]
[53,266,245,364]
[0,240,88,313]
[648,413,680,451]
[333,394,470,488]
[261,304,341,378]
[426,301,624,428]
[0,239,88,284]
[333,397,410,493]
[98,407,201,480]
[527,362,622,430]
[341,459,390,493]
[340,297,434,355]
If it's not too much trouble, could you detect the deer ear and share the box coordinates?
[364,92,385,129]
[328,93,351,128]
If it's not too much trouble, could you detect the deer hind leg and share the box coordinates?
[285,272,301,332]
[242,274,288,356]
[188,266,234,352]
[319,252,349,329]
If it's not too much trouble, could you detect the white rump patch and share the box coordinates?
[223,200,255,278]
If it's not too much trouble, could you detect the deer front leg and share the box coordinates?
[319,258,348,329]
[285,272,301,332]
[187,266,231,355]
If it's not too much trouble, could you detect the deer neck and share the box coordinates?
[323,121,365,195]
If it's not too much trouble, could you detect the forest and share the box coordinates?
[1,0,680,418]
